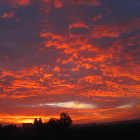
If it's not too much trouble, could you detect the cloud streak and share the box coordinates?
[39,101,97,109]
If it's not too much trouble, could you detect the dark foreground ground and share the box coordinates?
[1,121,140,140]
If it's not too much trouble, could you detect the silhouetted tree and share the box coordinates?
[59,112,72,129]
[38,118,43,128]
[34,118,38,126]
[47,118,59,130]
[33,118,43,129]
[47,113,72,130]
[39,118,42,123]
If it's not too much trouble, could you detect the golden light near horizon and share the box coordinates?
[0,115,55,125]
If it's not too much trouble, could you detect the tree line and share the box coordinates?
[0,112,72,132]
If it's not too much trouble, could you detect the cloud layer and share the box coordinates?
[0,0,140,124]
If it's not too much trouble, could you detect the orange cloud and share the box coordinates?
[92,18,140,38]
[100,64,140,81]
[79,75,103,85]
[69,22,89,30]
[53,66,61,72]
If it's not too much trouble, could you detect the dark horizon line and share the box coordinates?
[1,118,140,127]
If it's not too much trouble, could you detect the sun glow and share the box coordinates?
[0,115,53,125]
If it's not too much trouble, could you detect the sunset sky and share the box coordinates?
[0,0,140,125]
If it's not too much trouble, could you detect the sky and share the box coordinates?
[0,0,140,125]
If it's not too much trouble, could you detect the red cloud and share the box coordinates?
[42,0,101,6]
[69,22,89,30]
[92,18,140,38]
[0,11,14,19]
[0,0,30,6]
